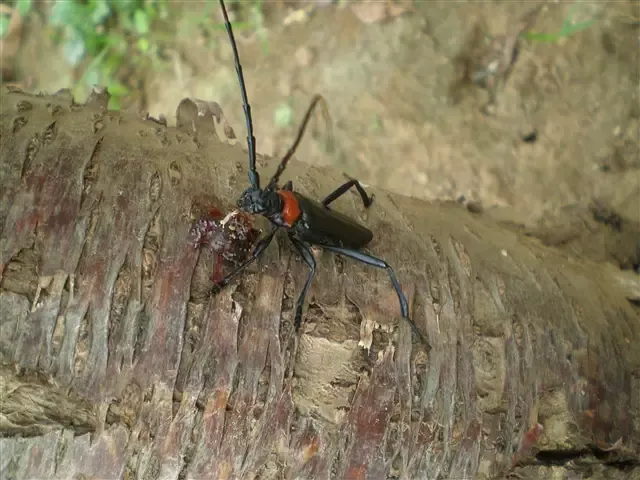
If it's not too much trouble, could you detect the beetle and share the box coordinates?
[214,0,427,345]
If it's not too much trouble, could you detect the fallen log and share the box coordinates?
[0,86,638,480]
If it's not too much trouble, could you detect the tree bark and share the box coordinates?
[0,86,638,480]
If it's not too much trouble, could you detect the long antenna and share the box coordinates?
[267,94,332,189]
[219,0,260,189]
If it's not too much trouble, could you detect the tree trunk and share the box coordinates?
[0,86,638,480]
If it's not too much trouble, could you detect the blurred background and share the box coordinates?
[2,1,639,248]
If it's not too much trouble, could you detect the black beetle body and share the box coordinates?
[292,192,373,249]
[214,0,427,346]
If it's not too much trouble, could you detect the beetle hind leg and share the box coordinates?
[322,179,374,209]
[318,245,429,348]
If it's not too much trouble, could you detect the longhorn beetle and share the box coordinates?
[215,0,427,345]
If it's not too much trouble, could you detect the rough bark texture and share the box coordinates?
[0,86,639,480]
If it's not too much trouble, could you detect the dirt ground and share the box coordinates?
[14,1,640,233]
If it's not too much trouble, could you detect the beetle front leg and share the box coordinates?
[210,227,278,294]
[288,235,316,332]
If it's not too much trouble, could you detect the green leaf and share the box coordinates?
[144,3,156,19]
[107,81,129,97]
[522,20,594,43]
[134,9,150,35]
[368,114,383,133]
[119,15,135,33]
[79,46,109,85]
[50,1,80,27]
[274,104,293,128]
[16,0,32,16]
[0,15,10,39]
[85,68,100,87]
[558,19,594,37]
[102,53,123,75]
[137,37,150,52]
[91,0,111,25]
[63,32,87,66]
[109,95,122,110]
[158,0,169,20]
[522,10,596,44]
[106,32,128,53]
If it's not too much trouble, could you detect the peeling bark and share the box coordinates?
[0,86,638,480]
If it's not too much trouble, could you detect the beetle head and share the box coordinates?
[237,187,281,217]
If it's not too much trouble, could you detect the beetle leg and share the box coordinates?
[288,235,316,332]
[317,245,428,348]
[211,227,278,294]
[283,180,293,191]
[321,179,374,209]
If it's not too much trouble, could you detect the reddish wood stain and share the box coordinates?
[346,464,367,480]
[213,389,229,411]
[511,423,544,468]
[302,436,320,463]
